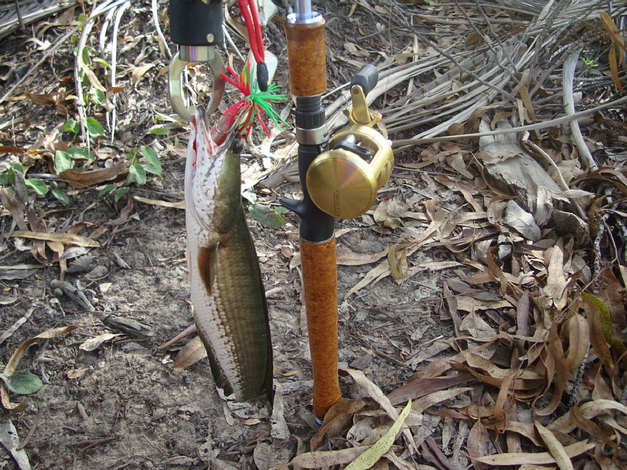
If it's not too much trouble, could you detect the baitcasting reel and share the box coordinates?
[306,65,394,219]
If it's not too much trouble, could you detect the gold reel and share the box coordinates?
[306,82,394,219]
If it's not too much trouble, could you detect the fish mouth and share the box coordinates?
[187,113,240,233]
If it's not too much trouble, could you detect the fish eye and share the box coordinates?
[232,139,244,154]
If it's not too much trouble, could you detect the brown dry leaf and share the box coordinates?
[485,420,543,447]
[562,314,590,371]
[373,198,408,229]
[11,230,100,248]
[0,146,26,154]
[62,161,128,188]
[387,244,409,281]
[288,446,370,469]
[79,333,123,352]
[66,368,89,380]
[345,261,389,298]
[549,399,627,434]
[446,152,473,179]
[412,387,473,415]
[467,420,490,470]
[569,403,616,448]
[340,369,418,455]
[172,336,207,369]
[387,373,476,405]
[454,352,543,392]
[534,420,574,470]
[5,326,80,375]
[544,243,568,310]
[597,270,627,341]
[336,246,388,266]
[598,11,626,92]
[311,399,367,451]
[133,196,185,210]
[131,63,155,85]
[0,188,28,231]
[458,310,496,339]
[534,324,570,417]
[474,441,595,466]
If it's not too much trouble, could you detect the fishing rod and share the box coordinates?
[282,0,394,421]
[166,0,393,422]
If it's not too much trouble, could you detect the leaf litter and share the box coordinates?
[0,0,626,468]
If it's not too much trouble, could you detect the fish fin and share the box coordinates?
[198,243,219,296]
[196,244,235,396]
[201,337,234,397]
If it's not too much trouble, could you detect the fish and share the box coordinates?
[185,110,273,401]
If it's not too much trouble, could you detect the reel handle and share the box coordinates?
[351,64,378,96]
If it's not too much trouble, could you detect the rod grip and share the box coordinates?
[300,237,341,419]
[285,18,327,96]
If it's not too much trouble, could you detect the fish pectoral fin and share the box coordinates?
[198,243,219,296]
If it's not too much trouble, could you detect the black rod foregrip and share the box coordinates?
[169,0,224,46]
[280,143,335,242]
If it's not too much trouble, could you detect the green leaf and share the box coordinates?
[140,146,162,176]
[345,400,412,470]
[150,126,170,135]
[114,186,129,202]
[0,371,44,395]
[98,184,115,198]
[25,178,49,196]
[88,88,106,105]
[54,150,74,173]
[128,164,146,186]
[52,189,71,205]
[81,46,90,64]
[85,117,105,138]
[67,147,93,160]
[93,58,111,69]
[63,118,80,134]
[248,203,287,229]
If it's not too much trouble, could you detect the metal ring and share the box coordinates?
[168,48,226,121]
[168,52,193,121]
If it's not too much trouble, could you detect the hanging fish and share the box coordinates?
[185,110,272,401]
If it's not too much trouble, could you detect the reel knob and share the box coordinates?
[306,125,393,219]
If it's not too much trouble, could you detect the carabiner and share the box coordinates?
[168,45,226,121]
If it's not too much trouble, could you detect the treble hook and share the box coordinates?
[168,45,226,121]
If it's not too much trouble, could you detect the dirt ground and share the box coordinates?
[0,1,467,468]
[2,0,627,469]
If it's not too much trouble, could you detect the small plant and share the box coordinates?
[582,56,601,76]
[63,116,105,139]
[54,146,95,174]
[0,162,70,204]
[98,146,163,202]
